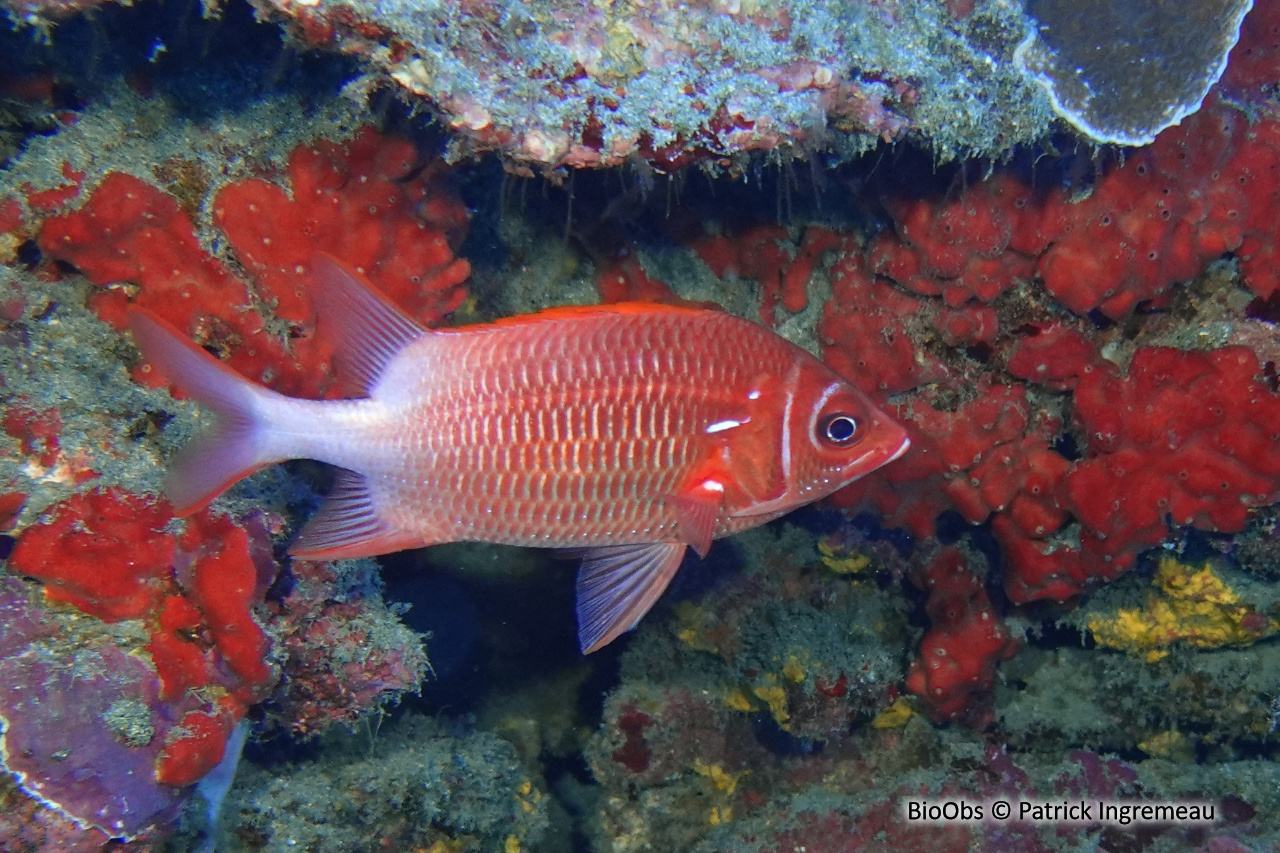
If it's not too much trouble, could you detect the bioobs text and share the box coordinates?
[906,800,985,821]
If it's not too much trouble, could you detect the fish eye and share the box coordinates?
[820,413,859,444]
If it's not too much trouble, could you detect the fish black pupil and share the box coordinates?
[824,414,857,443]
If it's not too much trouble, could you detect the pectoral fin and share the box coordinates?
[571,542,687,653]
[668,463,729,557]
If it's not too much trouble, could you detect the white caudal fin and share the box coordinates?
[308,253,428,395]
[129,309,287,514]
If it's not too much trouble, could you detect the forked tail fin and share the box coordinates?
[129,309,286,514]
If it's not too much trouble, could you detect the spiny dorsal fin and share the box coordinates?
[447,300,712,334]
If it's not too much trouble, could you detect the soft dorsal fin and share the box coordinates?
[309,254,428,394]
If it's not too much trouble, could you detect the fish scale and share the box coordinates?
[129,254,910,651]
[392,315,769,547]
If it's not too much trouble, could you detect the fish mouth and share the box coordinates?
[837,432,911,482]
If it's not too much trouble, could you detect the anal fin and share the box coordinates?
[571,542,687,653]
[289,469,422,560]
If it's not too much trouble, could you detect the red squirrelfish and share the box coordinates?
[130,255,909,652]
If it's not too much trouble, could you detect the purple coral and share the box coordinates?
[0,576,183,841]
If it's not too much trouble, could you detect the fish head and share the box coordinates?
[781,357,911,501]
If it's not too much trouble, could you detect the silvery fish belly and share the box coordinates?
[129,254,910,652]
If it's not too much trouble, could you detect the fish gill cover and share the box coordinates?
[1,0,1280,852]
